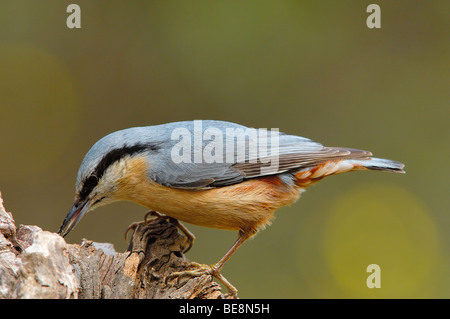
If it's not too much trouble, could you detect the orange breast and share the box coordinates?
[115,157,302,233]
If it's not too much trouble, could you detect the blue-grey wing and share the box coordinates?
[146,120,370,189]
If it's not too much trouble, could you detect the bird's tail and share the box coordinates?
[352,157,405,173]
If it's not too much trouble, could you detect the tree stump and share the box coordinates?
[0,191,232,299]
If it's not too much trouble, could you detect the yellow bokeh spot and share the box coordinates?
[0,44,80,178]
[322,183,440,298]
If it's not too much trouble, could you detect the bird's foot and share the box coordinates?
[145,211,195,253]
[166,261,238,297]
[125,210,195,253]
[124,222,140,241]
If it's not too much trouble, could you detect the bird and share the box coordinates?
[58,120,405,296]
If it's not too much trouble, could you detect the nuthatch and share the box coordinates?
[58,120,405,296]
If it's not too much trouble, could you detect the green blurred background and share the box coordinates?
[0,1,448,298]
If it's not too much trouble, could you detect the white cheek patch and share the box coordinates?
[102,157,129,184]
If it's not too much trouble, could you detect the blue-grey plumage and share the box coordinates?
[75,121,402,188]
[75,120,314,189]
[60,119,405,236]
[57,120,405,296]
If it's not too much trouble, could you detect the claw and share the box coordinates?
[144,210,163,222]
[125,211,248,297]
[165,231,250,297]
[124,211,162,241]
[144,210,195,253]
[125,210,195,253]
[168,217,195,253]
[166,262,238,297]
[124,221,140,241]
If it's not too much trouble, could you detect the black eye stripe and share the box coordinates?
[78,142,160,201]
[85,175,98,187]
[79,175,98,200]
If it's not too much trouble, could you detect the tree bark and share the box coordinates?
[0,191,231,299]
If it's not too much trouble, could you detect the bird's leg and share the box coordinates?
[166,230,253,297]
[125,210,195,253]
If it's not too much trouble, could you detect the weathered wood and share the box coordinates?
[0,191,232,299]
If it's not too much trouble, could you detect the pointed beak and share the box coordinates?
[57,199,91,238]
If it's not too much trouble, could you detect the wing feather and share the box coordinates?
[147,121,371,189]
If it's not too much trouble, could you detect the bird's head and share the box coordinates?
[57,128,161,237]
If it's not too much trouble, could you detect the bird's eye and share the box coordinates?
[84,175,98,188]
[79,175,99,199]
